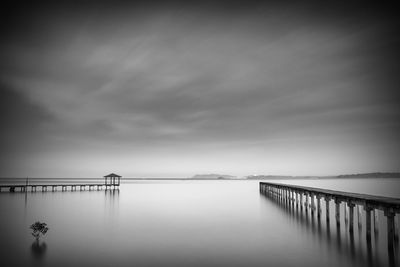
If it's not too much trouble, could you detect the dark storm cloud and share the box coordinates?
[0,1,399,177]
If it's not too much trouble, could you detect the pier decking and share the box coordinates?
[260,182,400,252]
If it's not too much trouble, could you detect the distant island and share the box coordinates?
[336,172,400,178]
[246,175,319,180]
[191,174,237,179]
[246,172,400,179]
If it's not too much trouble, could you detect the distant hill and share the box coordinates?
[191,174,236,179]
[336,172,400,178]
[246,175,317,179]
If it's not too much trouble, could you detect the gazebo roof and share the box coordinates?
[104,173,122,178]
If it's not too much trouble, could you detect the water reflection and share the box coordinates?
[105,188,120,204]
[105,188,120,218]
[31,241,47,260]
[260,192,398,267]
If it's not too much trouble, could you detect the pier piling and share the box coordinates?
[311,193,315,217]
[365,205,373,241]
[325,196,331,222]
[385,209,395,249]
[300,193,303,210]
[395,216,399,242]
[317,195,322,219]
[348,202,355,233]
[335,199,341,226]
[305,193,309,212]
[374,210,379,234]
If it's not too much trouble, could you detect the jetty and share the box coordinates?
[0,173,121,193]
[260,182,400,251]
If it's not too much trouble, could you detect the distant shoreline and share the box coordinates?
[1,172,400,181]
[246,172,400,180]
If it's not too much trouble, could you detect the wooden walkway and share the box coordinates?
[0,183,118,192]
[260,182,400,251]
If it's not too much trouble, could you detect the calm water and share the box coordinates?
[0,179,399,267]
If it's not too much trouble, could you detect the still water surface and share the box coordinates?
[0,179,399,267]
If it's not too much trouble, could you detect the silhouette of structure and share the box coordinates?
[104,173,122,188]
[0,173,122,193]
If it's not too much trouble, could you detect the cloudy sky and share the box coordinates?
[1,1,399,178]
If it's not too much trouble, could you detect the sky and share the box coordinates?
[0,1,399,178]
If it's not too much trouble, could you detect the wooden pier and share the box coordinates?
[0,183,119,193]
[0,173,122,193]
[260,182,400,251]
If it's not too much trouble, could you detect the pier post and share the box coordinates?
[325,196,331,222]
[348,202,355,233]
[305,192,309,212]
[374,209,379,233]
[310,193,315,211]
[364,205,373,241]
[290,190,294,207]
[384,209,395,250]
[358,205,362,229]
[395,215,399,242]
[284,188,287,204]
[311,193,316,216]
[281,188,284,202]
[300,192,303,210]
[334,199,341,226]
[317,195,321,219]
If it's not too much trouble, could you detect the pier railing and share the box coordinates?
[260,182,400,250]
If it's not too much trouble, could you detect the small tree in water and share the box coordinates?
[30,222,49,241]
